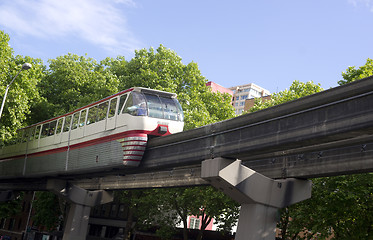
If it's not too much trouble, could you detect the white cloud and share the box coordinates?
[0,0,140,55]
[348,0,373,12]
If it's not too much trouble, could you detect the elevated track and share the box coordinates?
[1,76,373,190]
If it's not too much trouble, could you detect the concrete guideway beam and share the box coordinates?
[46,179,113,240]
[202,158,312,240]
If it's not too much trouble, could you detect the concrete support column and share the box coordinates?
[201,158,312,240]
[47,179,113,240]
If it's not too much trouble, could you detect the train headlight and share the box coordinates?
[158,125,168,134]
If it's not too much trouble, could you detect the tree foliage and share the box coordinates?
[278,174,373,240]
[37,53,119,119]
[123,187,239,240]
[249,80,323,113]
[338,58,373,85]
[0,192,23,219]
[0,30,45,144]
[32,191,63,231]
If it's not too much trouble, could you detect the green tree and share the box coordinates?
[32,191,64,230]
[249,80,323,113]
[130,187,238,240]
[0,192,23,219]
[278,174,373,240]
[0,30,45,144]
[338,58,373,85]
[187,186,239,240]
[37,53,119,119]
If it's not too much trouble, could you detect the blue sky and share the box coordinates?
[1,0,373,93]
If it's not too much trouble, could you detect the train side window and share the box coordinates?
[28,127,35,140]
[34,125,41,139]
[15,131,22,144]
[20,129,28,143]
[41,123,49,138]
[71,113,79,130]
[97,101,108,122]
[108,98,117,118]
[79,109,87,127]
[63,115,72,132]
[87,106,98,125]
[49,120,57,135]
[56,118,63,134]
[118,94,128,115]
[174,99,184,121]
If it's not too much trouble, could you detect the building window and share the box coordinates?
[118,204,126,218]
[189,218,200,229]
[100,205,107,216]
[240,95,248,100]
[240,101,245,106]
[250,89,261,97]
[110,204,118,217]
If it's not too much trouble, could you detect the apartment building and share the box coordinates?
[229,83,270,115]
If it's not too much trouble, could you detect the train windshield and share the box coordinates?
[123,92,184,121]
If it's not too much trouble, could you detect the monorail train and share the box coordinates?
[0,87,184,179]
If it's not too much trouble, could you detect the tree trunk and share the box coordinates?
[182,218,189,240]
[196,229,204,240]
[123,206,134,240]
[197,214,212,240]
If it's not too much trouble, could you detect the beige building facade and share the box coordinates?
[229,83,270,115]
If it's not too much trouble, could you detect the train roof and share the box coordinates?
[132,87,177,98]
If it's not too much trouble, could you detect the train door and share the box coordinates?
[116,93,131,127]
[106,98,118,130]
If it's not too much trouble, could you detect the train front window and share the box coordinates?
[159,97,180,121]
[144,94,163,119]
[123,92,147,116]
[122,91,183,121]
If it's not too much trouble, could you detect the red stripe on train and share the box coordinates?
[0,130,149,161]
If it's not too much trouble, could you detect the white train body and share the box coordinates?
[0,87,184,179]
